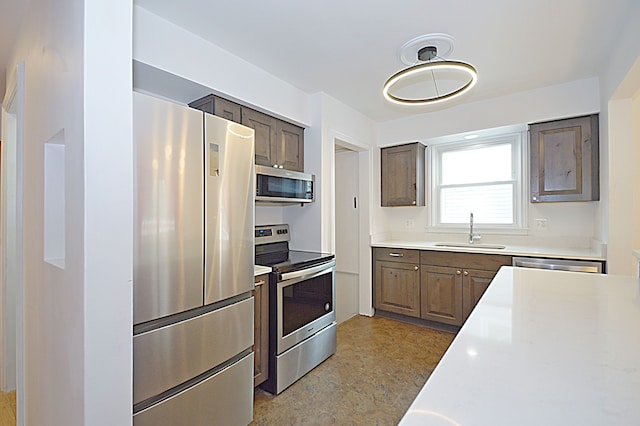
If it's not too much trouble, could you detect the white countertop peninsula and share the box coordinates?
[372,240,605,261]
[400,267,640,425]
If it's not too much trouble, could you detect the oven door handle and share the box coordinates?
[279,260,336,282]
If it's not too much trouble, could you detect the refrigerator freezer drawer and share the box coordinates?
[134,352,254,426]
[133,297,254,405]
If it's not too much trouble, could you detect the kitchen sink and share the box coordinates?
[433,242,506,250]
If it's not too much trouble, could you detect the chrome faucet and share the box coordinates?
[469,212,481,244]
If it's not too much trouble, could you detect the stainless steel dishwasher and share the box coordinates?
[512,257,603,273]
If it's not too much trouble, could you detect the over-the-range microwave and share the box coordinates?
[255,165,314,205]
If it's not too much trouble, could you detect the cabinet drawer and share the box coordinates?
[374,247,419,263]
[134,352,253,426]
[421,250,511,272]
[133,297,254,405]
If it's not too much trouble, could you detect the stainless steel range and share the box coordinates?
[255,224,336,395]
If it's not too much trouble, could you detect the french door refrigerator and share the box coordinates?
[132,91,255,425]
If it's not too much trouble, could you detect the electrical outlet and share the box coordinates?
[535,218,548,230]
[405,219,415,229]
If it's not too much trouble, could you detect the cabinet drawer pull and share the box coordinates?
[388,253,404,257]
[255,280,266,286]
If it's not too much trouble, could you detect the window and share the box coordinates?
[429,130,526,233]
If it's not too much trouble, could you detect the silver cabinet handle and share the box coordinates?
[456,270,462,275]
[414,266,419,271]
[463,271,469,276]
[388,253,404,257]
[254,280,265,286]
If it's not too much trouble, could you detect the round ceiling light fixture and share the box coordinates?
[383,37,478,106]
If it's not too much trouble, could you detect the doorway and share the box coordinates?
[1,90,18,392]
[1,62,25,424]
[333,136,372,323]
[334,147,359,323]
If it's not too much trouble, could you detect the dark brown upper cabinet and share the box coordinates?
[380,142,425,207]
[189,94,305,172]
[188,94,242,123]
[529,114,599,202]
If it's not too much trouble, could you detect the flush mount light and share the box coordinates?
[383,42,478,106]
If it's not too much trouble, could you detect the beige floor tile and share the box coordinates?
[0,393,15,426]
[252,315,454,425]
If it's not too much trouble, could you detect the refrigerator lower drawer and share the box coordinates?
[134,352,254,426]
[134,296,254,405]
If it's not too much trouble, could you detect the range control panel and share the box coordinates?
[255,224,290,245]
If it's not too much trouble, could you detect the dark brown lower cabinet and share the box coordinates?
[253,274,269,387]
[373,260,421,318]
[462,269,495,321]
[372,247,512,327]
[420,266,464,326]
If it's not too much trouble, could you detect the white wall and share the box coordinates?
[373,79,602,248]
[83,2,133,424]
[5,1,132,424]
[133,6,311,127]
[377,78,600,145]
[599,1,640,275]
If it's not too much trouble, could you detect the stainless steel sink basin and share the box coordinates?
[433,242,506,250]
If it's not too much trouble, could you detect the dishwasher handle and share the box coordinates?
[512,257,602,274]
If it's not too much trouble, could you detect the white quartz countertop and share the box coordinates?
[372,240,605,261]
[400,267,640,425]
[254,265,271,276]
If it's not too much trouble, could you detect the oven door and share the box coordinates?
[276,260,336,354]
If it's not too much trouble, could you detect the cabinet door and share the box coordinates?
[188,95,241,123]
[381,143,425,207]
[253,274,269,387]
[242,108,278,168]
[188,94,215,115]
[213,97,241,123]
[462,269,495,321]
[276,120,304,172]
[530,114,599,202]
[420,265,463,326]
[374,261,421,318]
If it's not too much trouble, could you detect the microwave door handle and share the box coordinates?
[279,260,336,282]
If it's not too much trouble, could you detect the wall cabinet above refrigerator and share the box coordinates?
[189,94,305,172]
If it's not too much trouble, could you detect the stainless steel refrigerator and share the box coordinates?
[132,91,255,425]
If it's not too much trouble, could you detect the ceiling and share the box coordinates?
[1,1,634,122]
[135,0,634,122]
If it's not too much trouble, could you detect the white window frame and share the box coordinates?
[427,129,527,234]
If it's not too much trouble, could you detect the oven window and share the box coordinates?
[256,174,313,200]
[282,272,333,336]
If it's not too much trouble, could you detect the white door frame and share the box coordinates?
[2,61,25,424]
[331,131,373,317]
